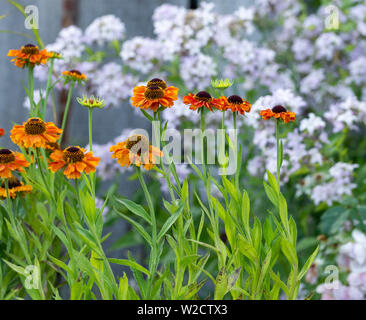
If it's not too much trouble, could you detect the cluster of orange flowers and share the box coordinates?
[0,117,100,199]
[3,43,297,200]
[130,78,252,115]
[129,77,296,124]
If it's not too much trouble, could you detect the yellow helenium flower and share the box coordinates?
[77,95,106,109]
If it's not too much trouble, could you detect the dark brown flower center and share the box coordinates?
[228,95,243,104]
[24,118,46,135]
[63,146,85,163]
[144,86,164,100]
[147,78,167,90]
[272,105,287,113]
[195,91,212,102]
[69,69,82,75]
[0,149,15,164]
[21,44,39,55]
[1,177,22,189]
[126,135,149,156]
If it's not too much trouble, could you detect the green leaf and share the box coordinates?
[179,279,206,300]
[278,193,289,233]
[214,267,228,300]
[280,237,298,267]
[157,203,184,241]
[114,197,151,225]
[263,181,278,207]
[270,271,290,298]
[227,268,241,292]
[140,109,153,121]
[222,176,239,203]
[241,190,251,236]
[115,210,152,245]
[237,234,258,263]
[256,249,272,296]
[297,245,319,281]
[266,170,279,194]
[108,258,150,276]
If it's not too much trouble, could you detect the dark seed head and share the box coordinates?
[144,86,164,100]
[271,105,287,113]
[147,78,167,90]
[126,135,149,156]
[195,91,212,101]
[69,69,82,75]
[66,147,80,153]
[0,149,12,155]
[228,95,243,104]
[24,118,46,135]
[21,44,39,54]
[63,146,85,163]
[1,177,22,189]
[0,149,15,164]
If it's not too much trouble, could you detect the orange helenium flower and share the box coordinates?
[48,146,100,179]
[260,105,296,123]
[62,69,87,81]
[8,44,53,68]
[183,91,223,112]
[10,118,62,149]
[131,78,178,112]
[0,177,32,199]
[0,128,4,137]
[221,95,251,115]
[110,134,162,171]
[0,149,30,179]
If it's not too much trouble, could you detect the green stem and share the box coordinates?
[59,81,75,144]
[42,59,54,119]
[233,111,239,190]
[157,111,176,201]
[28,67,35,116]
[88,108,95,195]
[200,108,206,180]
[88,108,93,152]
[4,179,15,225]
[137,167,158,298]
[276,120,281,188]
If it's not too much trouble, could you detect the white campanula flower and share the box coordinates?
[91,62,138,108]
[310,162,358,205]
[180,54,217,90]
[47,25,85,60]
[121,37,162,74]
[348,57,366,85]
[315,32,343,61]
[299,113,326,135]
[325,98,366,133]
[84,15,125,46]
[292,38,314,61]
